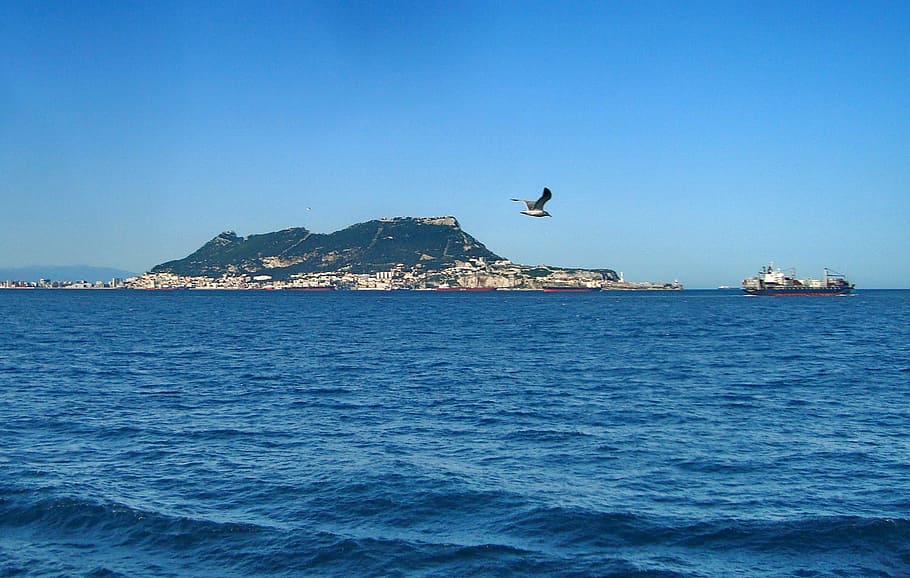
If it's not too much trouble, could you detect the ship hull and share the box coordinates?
[743,287,852,296]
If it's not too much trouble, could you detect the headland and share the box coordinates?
[2,216,682,291]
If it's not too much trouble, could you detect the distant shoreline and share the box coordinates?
[0,285,685,292]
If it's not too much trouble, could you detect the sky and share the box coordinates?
[1,1,908,288]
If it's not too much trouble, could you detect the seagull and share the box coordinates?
[512,187,552,217]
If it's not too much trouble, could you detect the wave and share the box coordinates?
[1,492,265,544]
[1,490,275,576]
[503,505,910,576]
[4,482,910,576]
[0,490,681,577]
[505,505,910,551]
[287,536,680,577]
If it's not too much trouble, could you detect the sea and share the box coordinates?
[1,289,909,577]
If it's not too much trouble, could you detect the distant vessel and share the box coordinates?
[542,286,601,293]
[286,286,336,292]
[742,263,854,296]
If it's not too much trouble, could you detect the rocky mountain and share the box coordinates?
[151,217,504,280]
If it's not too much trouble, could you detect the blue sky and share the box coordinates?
[2,1,908,288]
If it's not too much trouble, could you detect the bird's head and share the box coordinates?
[542,211,552,217]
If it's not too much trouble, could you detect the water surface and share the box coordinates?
[2,290,908,576]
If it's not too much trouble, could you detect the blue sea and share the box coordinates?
[2,289,909,577]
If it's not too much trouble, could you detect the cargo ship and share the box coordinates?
[742,263,854,296]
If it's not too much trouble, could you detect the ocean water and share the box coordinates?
[1,289,909,577]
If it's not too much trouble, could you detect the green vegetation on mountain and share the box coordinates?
[151,217,505,280]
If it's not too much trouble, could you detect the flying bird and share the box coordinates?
[512,187,552,217]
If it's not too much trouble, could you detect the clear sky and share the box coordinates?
[2,1,908,288]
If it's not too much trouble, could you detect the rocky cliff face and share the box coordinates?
[152,217,503,279]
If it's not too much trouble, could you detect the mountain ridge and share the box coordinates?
[151,216,512,280]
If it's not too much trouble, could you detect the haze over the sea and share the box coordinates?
[1,2,908,288]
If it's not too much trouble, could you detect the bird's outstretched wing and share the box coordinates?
[533,187,552,210]
[511,198,536,210]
